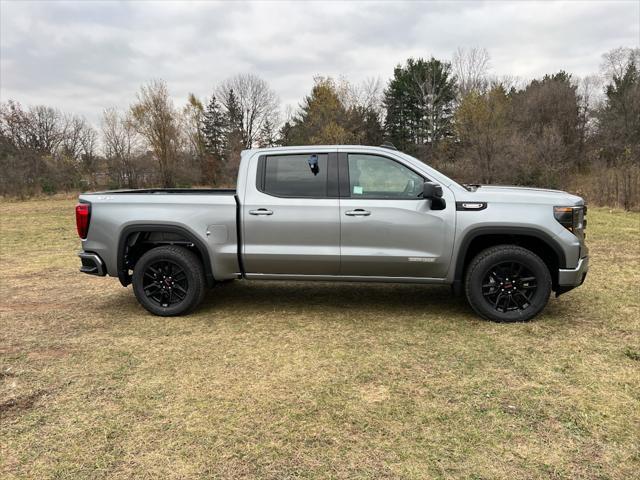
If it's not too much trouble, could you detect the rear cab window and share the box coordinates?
[258,153,330,198]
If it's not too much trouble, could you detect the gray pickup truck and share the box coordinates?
[76,145,588,322]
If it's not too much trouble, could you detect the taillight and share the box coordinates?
[76,203,91,239]
[554,206,585,234]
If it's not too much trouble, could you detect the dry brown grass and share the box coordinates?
[1,198,639,479]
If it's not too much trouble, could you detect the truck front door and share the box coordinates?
[338,152,455,278]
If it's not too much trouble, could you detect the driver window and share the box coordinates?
[347,154,423,199]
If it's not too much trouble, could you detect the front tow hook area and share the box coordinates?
[556,256,589,296]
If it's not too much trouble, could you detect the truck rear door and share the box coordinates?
[242,151,340,275]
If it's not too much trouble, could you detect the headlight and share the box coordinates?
[554,206,586,233]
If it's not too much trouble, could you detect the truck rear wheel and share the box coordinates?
[132,245,206,316]
[464,245,551,322]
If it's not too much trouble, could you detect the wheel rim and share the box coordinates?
[142,260,188,308]
[481,261,537,313]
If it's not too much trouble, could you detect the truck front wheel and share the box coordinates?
[132,245,206,316]
[464,245,552,322]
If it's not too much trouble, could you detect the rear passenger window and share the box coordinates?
[263,154,328,197]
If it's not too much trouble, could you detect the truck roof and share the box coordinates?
[242,144,399,155]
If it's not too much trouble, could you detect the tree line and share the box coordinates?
[1,47,638,209]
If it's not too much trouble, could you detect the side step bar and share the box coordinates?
[78,252,106,276]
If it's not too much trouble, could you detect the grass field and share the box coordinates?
[1,198,639,479]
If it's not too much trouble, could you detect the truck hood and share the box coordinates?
[463,185,584,206]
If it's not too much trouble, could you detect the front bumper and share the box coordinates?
[78,251,106,276]
[555,256,588,296]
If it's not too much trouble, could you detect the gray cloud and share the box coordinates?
[1,0,638,125]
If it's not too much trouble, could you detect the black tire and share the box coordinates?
[132,245,206,316]
[465,245,552,322]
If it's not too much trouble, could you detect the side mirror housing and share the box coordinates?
[423,181,446,210]
[423,182,443,199]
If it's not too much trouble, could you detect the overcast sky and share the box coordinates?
[1,0,638,125]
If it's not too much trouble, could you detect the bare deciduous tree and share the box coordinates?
[0,101,70,194]
[183,93,214,185]
[183,94,206,158]
[342,76,384,118]
[455,86,511,184]
[600,47,640,82]
[217,73,279,148]
[575,75,603,166]
[453,47,491,97]
[102,107,141,188]
[130,80,181,187]
[28,105,66,154]
[79,124,99,186]
[61,115,95,161]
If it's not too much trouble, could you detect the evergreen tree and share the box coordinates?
[224,89,244,148]
[348,106,384,146]
[283,77,381,146]
[200,94,227,185]
[277,120,293,146]
[286,77,351,145]
[597,62,640,167]
[201,94,226,158]
[383,57,457,153]
[258,118,278,147]
[222,89,245,181]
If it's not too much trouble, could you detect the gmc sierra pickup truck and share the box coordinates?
[76,145,588,322]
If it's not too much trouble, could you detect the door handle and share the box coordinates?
[249,208,273,216]
[345,209,371,217]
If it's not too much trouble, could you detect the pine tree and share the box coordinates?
[285,77,352,145]
[223,89,244,152]
[201,94,226,159]
[222,89,245,181]
[224,89,243,136]
[278,121,293,146]
[383,57,457,153]
[597,62,640,168]
[258,118,278,147]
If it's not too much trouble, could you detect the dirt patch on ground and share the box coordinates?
[0,346,70,360]
[0,346,22,355]
[359,384,390,404]
[27,348,70,360]
[0,300,75,314]
[0,390,47,419]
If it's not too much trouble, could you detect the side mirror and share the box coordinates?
[423,182,443,199]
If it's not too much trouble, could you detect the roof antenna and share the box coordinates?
[380,141,398,151]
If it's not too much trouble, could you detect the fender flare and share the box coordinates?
[117,224,215,288]
[452,226,567,294]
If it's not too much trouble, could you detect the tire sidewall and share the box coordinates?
[132,247,203,316]
[466,247,551,322]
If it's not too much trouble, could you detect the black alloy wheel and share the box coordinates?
[481,261,537,313]
[132,245,206,316]
[465,245,552,322]
[142,260,189,308]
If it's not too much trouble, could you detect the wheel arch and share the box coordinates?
[452,227,566,294]
[117,224,215,288]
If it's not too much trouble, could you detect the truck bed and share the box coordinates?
[85,188,236,195]
[79,189,241,284]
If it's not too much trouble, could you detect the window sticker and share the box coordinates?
[353,185,363,195]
